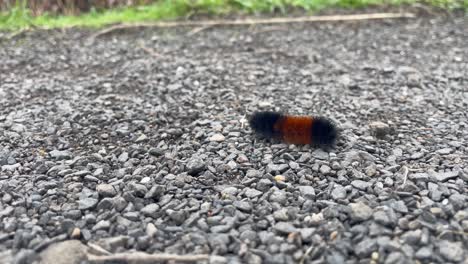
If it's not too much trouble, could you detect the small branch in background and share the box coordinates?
[187,25,212,36]
[137,41,163,58]
[88,12,416,41]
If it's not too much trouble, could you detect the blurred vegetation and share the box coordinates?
[0,0,467,30]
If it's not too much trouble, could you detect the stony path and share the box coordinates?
[0,15,467,264]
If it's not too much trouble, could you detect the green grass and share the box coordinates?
[0,0,467,31]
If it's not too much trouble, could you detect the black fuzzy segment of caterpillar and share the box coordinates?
[249,111,338,147]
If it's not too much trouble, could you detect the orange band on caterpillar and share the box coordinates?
[249,111,337,147]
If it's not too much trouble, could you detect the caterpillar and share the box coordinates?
[248,111,338,147]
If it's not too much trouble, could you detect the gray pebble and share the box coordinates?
[312,149,329,160]
[129,183,148,197]
[234,200,252,213]
[246,169,262,178]
[299,228,315,243]
[63,210,82,220]
[78,198,98,210]
[123,212,139,221]
[349,202,373,222]
[298,186,315,200]
[410,152,425,160]
[390,200,408,213]
[351,180,371,190]
[49,150,72,160]
[384,252,406,264]
[97,198,114,211]
[269,190,287,205]
[167,209,187,225]
[319,165,331,175]
[266,164,289,174]
[409,173,430,181]
[401,229,421,245]
[113,196,128,212]
[438,240,464,262]
[135,134,148,143]
[141,203,160,218]
[118,152,129,162]
[298,153,312,163]
[146,223,158,237]
[256,179,273,192]
[222,186,239,197]
[432,170,460,182]
[369,121,391,138]
[415,246,432,260]
[245,188,263,198]
[373,207,397,227]
[274,222,297,235]
[273,209,289,221]
[210,225,232,233]
[289,161,299,170]
[246,253,262,264]
[240,230,258,243]
[6,158,17,168]
[148,148,164,157]
[209,133,225,142]
[96,184,117,197]
[326,252,345,264]
[355,238,377,257]
[186,158,206,176]
[365,164,377,177]
[145,185,165,199]
[436,148,453,155]
[449,193,466,210]
[331,185,347,200]
[92,220,110,231]
[1,163,20,172]
[208,234,231,255]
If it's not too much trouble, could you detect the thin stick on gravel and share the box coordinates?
[299,245,314,264]
[87,252,211,263]
[437,229,468,239]
[89,12,415,40]
[87,243,112,256]
[187,25,213,36]
[401,166,409,186]
[240,114,248,129]
[137,41,163,58]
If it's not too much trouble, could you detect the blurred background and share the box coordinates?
[0,0,466,30]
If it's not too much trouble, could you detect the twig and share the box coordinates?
[240,114,247,129]
[5,29,29,40]
[401,166,409,186]
[88,12,415,41]
[87,252,211,263]
[187,25,212,36]
[137,41,163,58]
[87,243,112,256]
[299,245,314,264]
[437,229,468,239]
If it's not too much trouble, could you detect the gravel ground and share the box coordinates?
[1,15,467,264]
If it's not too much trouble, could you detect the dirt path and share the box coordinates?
[1,15,467,264]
